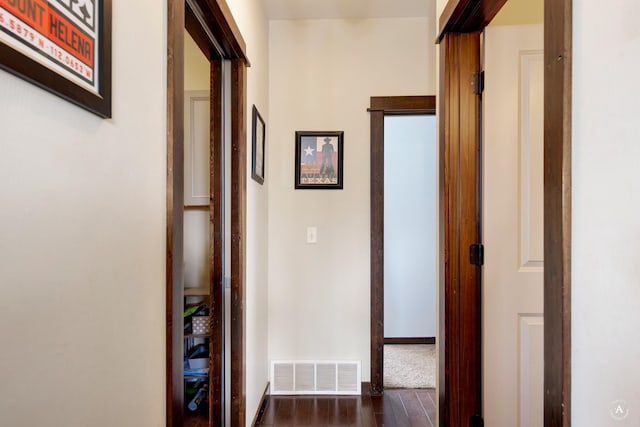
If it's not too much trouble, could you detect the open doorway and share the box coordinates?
[166,1,249,426]
[182,27,217,426]
[369,96,436,396]
[436,0,571,424]
[382,113,437,391]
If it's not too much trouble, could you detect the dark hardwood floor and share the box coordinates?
[255,388,436,427]
[184,413,208,427]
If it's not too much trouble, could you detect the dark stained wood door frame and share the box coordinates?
[438,0,572,426]
[229,57,248,427]
[440,32,483,427]
[167,1,248,426]
[369,95,436,396]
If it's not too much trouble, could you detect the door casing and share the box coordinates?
[437,0,572,426]
[440,31,483,426]
[369,96,437,396]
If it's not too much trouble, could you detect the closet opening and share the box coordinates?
[166,1,249,426]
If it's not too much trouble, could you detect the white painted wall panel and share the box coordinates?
[572,1,640,424]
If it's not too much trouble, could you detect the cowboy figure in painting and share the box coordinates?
[319,136,335,177]
[297,133,341,187]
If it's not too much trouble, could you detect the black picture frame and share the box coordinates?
[295,131,344,190]
[0,0,112,118]
[251,105,265,185]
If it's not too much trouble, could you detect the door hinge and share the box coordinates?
[472,71,485,95]
[470,244,484,266]
[470,414,484,427]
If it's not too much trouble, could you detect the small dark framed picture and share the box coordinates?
[252,105,265,185]
[295,131,344,189]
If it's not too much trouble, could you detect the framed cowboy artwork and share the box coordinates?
[294,131,344,190]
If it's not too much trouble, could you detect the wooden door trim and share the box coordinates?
[230,58,247,427]
[440,32,483,426]
[166,2,185,425]
[369,95,436,396]
[167,0,249,426]
[368,95,436,113]
[439,0,572,425]
[369,105,384,396]
[209,59,224,427]
[544,0,572,425]
[437,0,507,41]
[186,0,248,62]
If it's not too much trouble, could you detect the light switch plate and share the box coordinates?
[306,226,317,244]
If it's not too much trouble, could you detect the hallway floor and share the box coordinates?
[184,413,208,427]
[255,387,436,426]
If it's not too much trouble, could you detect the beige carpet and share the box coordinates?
[384,344,436,389]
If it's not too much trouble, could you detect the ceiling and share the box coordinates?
[263,0,433,20]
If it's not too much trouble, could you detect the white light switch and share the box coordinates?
[306,226,317,244]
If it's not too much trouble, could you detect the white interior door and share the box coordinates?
[483,23,544,427]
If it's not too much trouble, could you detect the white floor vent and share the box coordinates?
[270,360,361,395]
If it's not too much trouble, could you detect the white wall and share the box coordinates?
[436,0,446,23]
[572,1,640,424]
[225,0,270,424]
[384,115,437,338]
[0,2,166,426]
[268,17,435,380]
[185,31,210,91]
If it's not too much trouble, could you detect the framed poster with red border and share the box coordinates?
[0,0,111,118]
